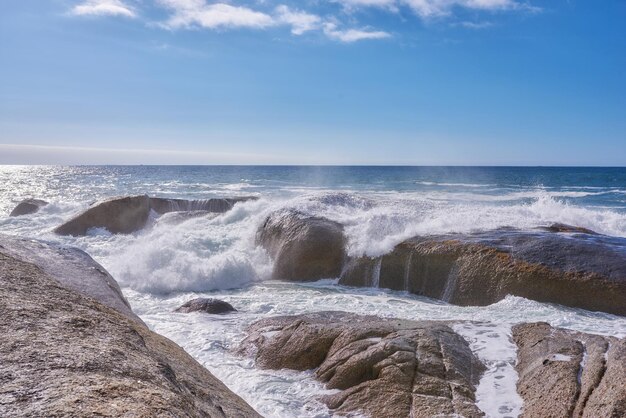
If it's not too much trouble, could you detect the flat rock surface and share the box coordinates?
[0,248,260,418]
[240,311,485,418]
[513,322,625,418]
[340,227,626,315]
[0,234,141,323]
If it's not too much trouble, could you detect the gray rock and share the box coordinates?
[239,311,485,418]
[9,198,48,216]
[512,322,625,418]
[0,244,260,417]
[149,196,257,215]
[256,210,347,281]
[0,234,141,323]
[175,298,237,314]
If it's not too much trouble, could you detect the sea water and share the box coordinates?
[1,165,625,417]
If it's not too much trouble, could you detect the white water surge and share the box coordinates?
[1,166,626,417]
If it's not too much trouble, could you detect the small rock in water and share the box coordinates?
[9,198,48,217]
[175,298,237,314]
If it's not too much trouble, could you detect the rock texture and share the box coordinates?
[0,234,141,323]
[9,198,48,217]
[175,298,237,314]
[240,311,485,418]
[512,322,626,418]
[55,195,256,236]
[256,210,347,281]
[340,227,626,316]
[0,240,260,417]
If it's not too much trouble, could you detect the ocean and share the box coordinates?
[1,165,625,417]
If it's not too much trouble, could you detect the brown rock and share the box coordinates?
[54,195,151,236]
[340,229,626,316]
[240,311,485,418]
[512,322,625,418]
[149,196,257,215]
[175,298,237,314]
[0,243,260,417]
[9,198,48,216]
[256,210,347,281]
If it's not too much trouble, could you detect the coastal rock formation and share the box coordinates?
[0,238,260,417]
[175,298,237,314]
[54,195,151,236]
[0,234,141,322]
[340,227,626,316]
[240,311,485,418]
[54,195,256,236]
[512,322,625,418]
[256,210,347,281]
[9,198,48,216]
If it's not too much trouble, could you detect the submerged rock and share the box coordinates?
[175,298,237,314]
[340,228,626,316]
[512,322,625,418]
[9,198,48,216]
[256,210,347,281]
[0,234,141,322]
[239,311,485,418]
[0,239,260,417]
[54,195,257,236]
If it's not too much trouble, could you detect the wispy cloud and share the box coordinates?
[275,5,321,35]
[70,0,136,18]
[323,23,391,42]
[157,1,274,30]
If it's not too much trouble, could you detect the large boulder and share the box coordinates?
[175,298,237,314]
[340,227,626,316]
[54,195,257,236]
[239,311,485,418]
[9,198,48,217]
[0,239,260,417]
[512,322,625,418]
[256,210,347,281]
[54,195,151,236]
[0,234,141,323]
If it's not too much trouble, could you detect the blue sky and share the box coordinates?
[0,0,624,165]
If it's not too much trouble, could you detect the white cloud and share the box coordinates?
[275,5,321,35]
[158,0,274,30]
[323,22,391,42]
[71,0,136,18]
[336,0,538,18]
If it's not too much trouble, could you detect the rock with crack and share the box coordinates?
[239,311,486,417]
[0,238,261,417]
[512,322,626,418]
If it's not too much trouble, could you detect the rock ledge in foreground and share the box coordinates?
[239,311,485,418]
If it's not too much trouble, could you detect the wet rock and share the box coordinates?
[540,223,597,235]
[0,234,141,323]
[149,196,257,215]
[54,195,151,236]
[340,229,626,316]
[0,243,260,417]
[512,322,625,418]
[240,311,485,418]
[256,210,347,281]
[9,198,48,216]
[175,298,237,314]
[54,195,257,236]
